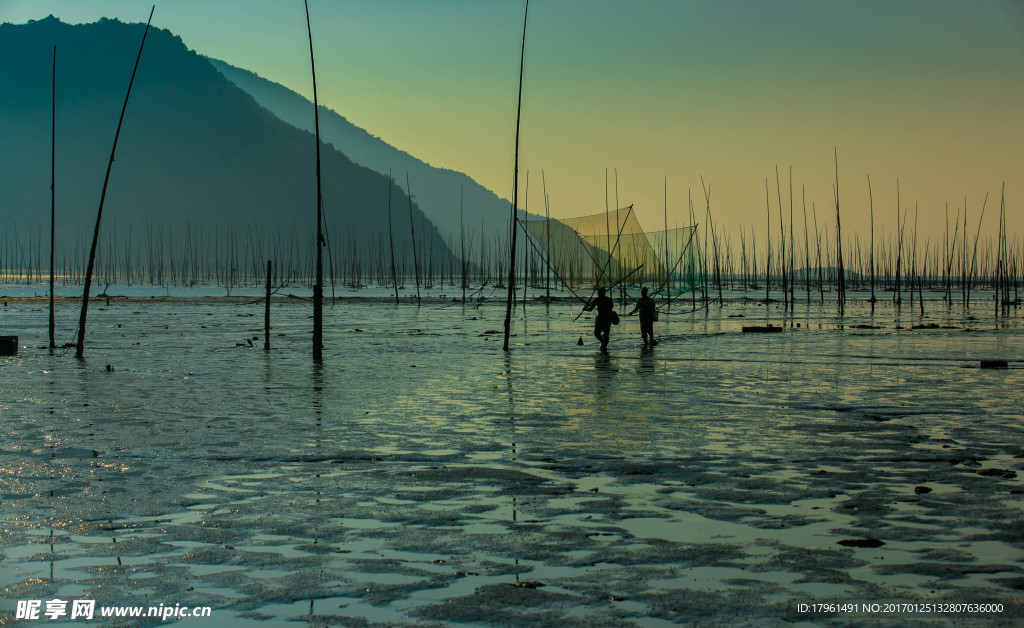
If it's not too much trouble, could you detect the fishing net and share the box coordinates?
[524,206,703,297]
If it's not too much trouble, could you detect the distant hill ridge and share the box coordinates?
[0,15,455,275]
[207,58,513,242]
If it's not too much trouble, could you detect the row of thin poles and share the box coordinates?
[693,162,1019,315]
[11,197,1019,307]
[1,223,515,291]
[9,211,1020,307]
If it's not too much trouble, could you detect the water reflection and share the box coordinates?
[2,295,1021,623]
[593,350,613,372]
[637,346,655,376]
[503,353,524,584]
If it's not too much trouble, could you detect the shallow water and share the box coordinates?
[1,288,1023,625]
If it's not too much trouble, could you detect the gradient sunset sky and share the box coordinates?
[5,0,1022,245]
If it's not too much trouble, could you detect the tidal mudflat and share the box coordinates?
[1,290,1022,625]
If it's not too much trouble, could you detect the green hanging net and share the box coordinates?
[523,205,704,298]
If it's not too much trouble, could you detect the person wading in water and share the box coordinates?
[584,287,616,351]
[629,286,658,347]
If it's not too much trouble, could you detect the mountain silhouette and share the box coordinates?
[208,58,514,244]
[0,16,456,281]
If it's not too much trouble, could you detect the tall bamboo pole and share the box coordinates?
[764,179,771,303]
[664,177,670,304]
[406,172,421,304]
[895,180,903,305]
[802,185,810,303]
[264,260,271,350]
[502,0,529,352]
[966,192,989,307]
[76,7,154,359]
[834,148,845,314]
[543,172,550,302]
[944,203,950,302]
[776,166,786,310]
[789,166,794,308]
[387,170,399,304]
[460,184,466,303]
[49,45,56,354]
[868,174,875,303]
[523,171,529,313]
[304,0,324,361]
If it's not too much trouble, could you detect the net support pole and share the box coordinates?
[503,0,529,352]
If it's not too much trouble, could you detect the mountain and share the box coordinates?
[0,16,455,279]
[207,58,513,243]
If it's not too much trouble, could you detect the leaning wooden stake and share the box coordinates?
[76,7,154,359]
[502,0,529,352]
[304,0,325,361]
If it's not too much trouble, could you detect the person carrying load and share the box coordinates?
[584,287,617,351]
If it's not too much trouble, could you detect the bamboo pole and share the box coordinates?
[387,170,399,304]
[966,192,989,308]
[49,45,56,354]
[911,203,918,311]
[664,177,670,305]
[264,260,271,350]
[895,180,903,305]
[460,184,467,303]
[813,202,823,303]
[789,166,794,308]
[868,175,875,303]
[764,179,771,303]
[544,172,551,302]
[834,148,845,314]
[802,186,810,303]
[700,176,722,305]
[303,0,324,361]
[776,166,786,310]
[502,0,529,352]
[523,170,529,313]
[76,7,153,359]
[406,172,421,304]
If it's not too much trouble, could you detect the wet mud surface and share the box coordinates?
[2,291,1023,625]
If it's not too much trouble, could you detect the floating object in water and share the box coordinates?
[913,486,932,495]
[742,325,782,334]
[837,538,884,548]
[105,364,114,372]
[0,336,17,356]
[577,336,584,345]
[978,467,1017,479]
[980,360,1008,369]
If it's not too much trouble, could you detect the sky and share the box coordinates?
[3,0,1023,249]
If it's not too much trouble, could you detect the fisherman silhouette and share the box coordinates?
[629,286,658,347]
[584,287,616,351]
